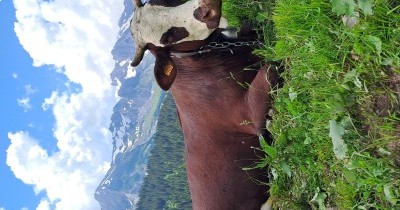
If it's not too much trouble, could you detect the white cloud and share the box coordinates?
[24,84,37,95]
[13,72,18,79]
[41,91,58,111]
[8,0,124,210]
[17,84,37,111]
[7,131,111,210]
[36,199,50,210]
[14,0,123,95]
[17,97,32,112]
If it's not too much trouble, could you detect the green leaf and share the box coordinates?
[259,159,269,168]
[256,13,267,22]
[280,163,292,177]
[329,120,348,160]
[382,58,393,65]
[341,83,351,90]
[384,184,397,205]
[358,0,374,15]
[289,88,297,101]
[303,137,312,145]
[354,75,362,88]
[311,187,327,210]
[258,134,277,159]
[343,169,357,182]
[365,35,382,54]
[331,0,356,16]
[342,69,362,89]
[343,69,358,83]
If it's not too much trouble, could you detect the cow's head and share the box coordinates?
[130,0,225,90]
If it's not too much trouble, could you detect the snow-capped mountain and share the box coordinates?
[95,0,165,209]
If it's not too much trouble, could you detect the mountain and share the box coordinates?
[94,0,165,209]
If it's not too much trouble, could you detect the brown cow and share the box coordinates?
[130,0,278,209]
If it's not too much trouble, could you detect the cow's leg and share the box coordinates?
[244,65,279,134]
[251,65,279,92]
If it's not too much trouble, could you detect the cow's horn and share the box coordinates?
[133,0,143,8]
[131,44,146,67]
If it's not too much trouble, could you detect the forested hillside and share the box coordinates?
[136,93,192,210]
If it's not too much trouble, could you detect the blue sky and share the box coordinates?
[0,0,124,209]
[0,1,57,209]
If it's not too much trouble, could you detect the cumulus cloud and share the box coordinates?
[7,0,124,209]
[8,131,110,210]
[14,0,122,95]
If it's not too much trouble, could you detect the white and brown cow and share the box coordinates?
[130,0,226,67]
[130,0,277,209]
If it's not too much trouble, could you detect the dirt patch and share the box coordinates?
[370,69,400,166]
[374,95,391,117]
[373,69,400,117]
[387,79,400,166]
[390,72,400,106]
[387,128,400,167]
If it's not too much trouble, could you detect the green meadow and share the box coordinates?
[224,0,400,209]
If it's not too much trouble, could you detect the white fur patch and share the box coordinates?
[260,198,272,210]
[131,0,225,47]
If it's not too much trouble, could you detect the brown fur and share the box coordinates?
[147,30,279,209]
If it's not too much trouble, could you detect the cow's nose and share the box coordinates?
[194,7,211,20]
[193,7,220,29]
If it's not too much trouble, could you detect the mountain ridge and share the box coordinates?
[94,0,165,209]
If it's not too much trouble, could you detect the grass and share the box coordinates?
[223,0,400,209]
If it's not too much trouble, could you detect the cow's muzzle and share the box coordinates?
[193,6,222,29]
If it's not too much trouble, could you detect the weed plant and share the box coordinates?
[224,0,400,209]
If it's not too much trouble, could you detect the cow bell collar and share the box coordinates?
[170,28,262,58]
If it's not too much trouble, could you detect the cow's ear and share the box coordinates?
[154,55,177,91]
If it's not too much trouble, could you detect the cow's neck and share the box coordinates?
[170,45,268,135]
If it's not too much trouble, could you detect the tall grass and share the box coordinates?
[224,0,400,209]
